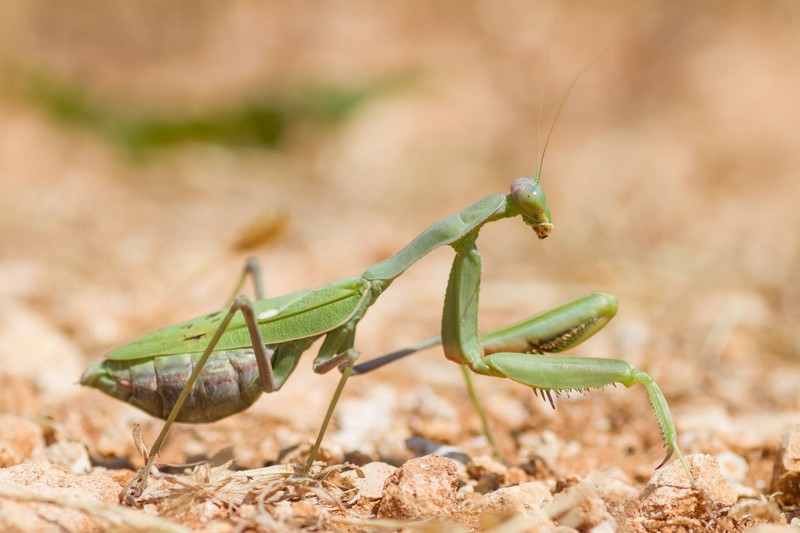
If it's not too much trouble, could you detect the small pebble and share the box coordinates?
[475,480,553,515]
[377,455,459,520]
[638,454,736,522]
[342,461,396,500]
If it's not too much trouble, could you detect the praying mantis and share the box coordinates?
[80,175,697,495]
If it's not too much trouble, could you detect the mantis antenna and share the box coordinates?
[535,21,557,179]
[536,45,608,180]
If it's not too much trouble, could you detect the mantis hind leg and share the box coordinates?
[128,295,282,500]
[228,256,267,302]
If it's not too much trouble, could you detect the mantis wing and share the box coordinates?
[105,277,370,360]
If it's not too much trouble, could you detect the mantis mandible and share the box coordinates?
[80,176,697,495]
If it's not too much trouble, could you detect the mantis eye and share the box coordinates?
[511,177,553,239]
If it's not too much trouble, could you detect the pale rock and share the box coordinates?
[344,461,396,500]
[377,455,459,519]
[638,454,736,524]
[475,481,553,515]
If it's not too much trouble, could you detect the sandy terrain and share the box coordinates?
[1,2,799,531]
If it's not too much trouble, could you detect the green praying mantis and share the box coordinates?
[80,175,697,495]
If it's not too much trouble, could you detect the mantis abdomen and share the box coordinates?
[81,350,265,423]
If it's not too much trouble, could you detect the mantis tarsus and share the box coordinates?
[81,176,697,495]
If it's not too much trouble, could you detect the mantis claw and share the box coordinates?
[656,447,675,470]
[656,446,675,470]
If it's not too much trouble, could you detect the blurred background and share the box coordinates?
[1,0,799,485]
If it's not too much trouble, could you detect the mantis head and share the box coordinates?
[511,177,552,239]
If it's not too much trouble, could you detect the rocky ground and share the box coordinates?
[1,2,800,531]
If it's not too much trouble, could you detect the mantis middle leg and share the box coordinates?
[223,259,365,476]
